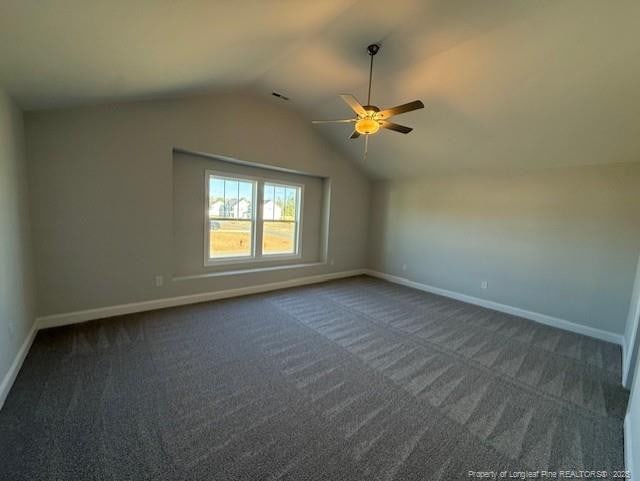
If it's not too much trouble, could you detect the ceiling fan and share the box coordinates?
[312,43,424,160]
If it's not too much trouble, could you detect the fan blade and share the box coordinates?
[340,94,367,117]
[312,119,356,124]
[363,135,369,162]
[381,121,413,134]
[349,130,360,139]
[378,100,424,119]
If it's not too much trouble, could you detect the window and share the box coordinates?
[205,171,302,264]
[262,183,301,256]
[206,174,256,260]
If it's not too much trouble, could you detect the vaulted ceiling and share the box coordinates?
[1,0,639,178]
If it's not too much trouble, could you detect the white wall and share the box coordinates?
[627,356,640,479]
[25,89,371,317]
[0,89,36,407]
[624,257,640,387]
[368,163,640,337]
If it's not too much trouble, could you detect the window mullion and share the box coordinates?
[294,187,300,254]
[255,180,264,258]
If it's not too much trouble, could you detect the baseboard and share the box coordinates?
[364,270,624,346]
[625,414,634,481]
[0,321,37,410]
[37,269,366,330]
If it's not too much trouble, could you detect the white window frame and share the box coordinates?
[204,171,258,266]
[261,181,304,259]
[204,170,303,266]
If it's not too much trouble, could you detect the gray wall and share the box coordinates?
[25,89,370,317]
[368,163,640,335]
[0,90,35,395]
[173,151,325,277]
[22,84,640,339]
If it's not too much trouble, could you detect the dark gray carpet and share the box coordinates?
[0,275,628,480]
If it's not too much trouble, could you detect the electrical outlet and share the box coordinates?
[402,264,407,272]
[155,275,164,287]
[481,281,488,289]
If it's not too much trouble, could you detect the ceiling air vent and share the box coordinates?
[271,92,290,101]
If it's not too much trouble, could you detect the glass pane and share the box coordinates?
[283,187,297,221]
[224,179,239,218]
[209,177,225,218]
[238,181,253,219]
[209,176,254,220]
[263,184,276,221]
[209,220,252,258]
[273,186,285,221]
[263,221,296,255]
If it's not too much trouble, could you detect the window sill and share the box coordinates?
[204,253,302,267]
[172,261,326,282]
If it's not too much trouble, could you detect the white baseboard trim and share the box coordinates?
[37,269,366,330]
[364,270,624,346]
[625,414,634,481]
[0,322,37,410]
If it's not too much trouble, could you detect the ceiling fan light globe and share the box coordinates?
[355,118,380,135]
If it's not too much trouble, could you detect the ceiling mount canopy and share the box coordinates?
[312,43,425,161]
